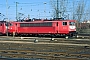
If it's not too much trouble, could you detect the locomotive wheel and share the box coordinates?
[51,34,55,38]
[76,35,79,38]
[69,33,73,37]
[65,36,69,39]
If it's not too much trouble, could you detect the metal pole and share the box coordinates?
[56,0,59,18]
[6,0,8,36]
[6,0,8,18]
[44,2,46,19]
[68,14,69,19]
[28,14,30,19]
[16,2,18,21]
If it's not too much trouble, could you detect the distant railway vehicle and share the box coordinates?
[7,19,77,38]
[0,21,8,35]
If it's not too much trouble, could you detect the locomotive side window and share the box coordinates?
[5,23,8,26]
[0,23,2,26]
[10,23,13,26]
[20,22,52,27]
[5,23,13,26]
[69,22,75,26]
[63,22,67,25]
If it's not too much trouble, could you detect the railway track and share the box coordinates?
[0,36,90,60]
[0,36,90,45]
[0,50,90,60]
[0,42,89,60]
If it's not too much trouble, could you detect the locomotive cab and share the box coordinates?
[68,20,77,37]
[57,20,77,37]
[0,21,8,35]
[7,22,17,35]
[69,22,76,31]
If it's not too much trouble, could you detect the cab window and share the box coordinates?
[10,23,13,26]
[69,22,75,26]
[0,23,2,26]
[63,22,67,25]
[5,23,8,26]
[5,22,13,26]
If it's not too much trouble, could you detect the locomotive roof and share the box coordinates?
[0,21,6,22]
[10,20,76,23]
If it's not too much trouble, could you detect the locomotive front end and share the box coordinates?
[69,20,77,37]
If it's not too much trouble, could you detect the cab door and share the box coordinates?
[58,21,69,34]
[0,23,3,33]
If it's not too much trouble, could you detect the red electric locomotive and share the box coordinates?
[0,21,8,35]
[7,19,77,38]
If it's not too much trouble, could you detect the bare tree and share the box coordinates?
[74,0,86,22]
[50,0,68,18]
[50,0,89,20]
[73,0,87,32]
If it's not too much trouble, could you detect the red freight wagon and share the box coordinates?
[8,19,77,37]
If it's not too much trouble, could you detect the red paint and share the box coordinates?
[8,20,76,36]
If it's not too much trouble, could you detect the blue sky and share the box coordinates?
[0,0,90,21]
[0,0,52,21]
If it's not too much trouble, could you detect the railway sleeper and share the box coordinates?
[54,53,69,57]
[1,53,90,59]
[69,54,90,58]
[1,54,25,58]
[0,50,90,59]
[0,51,8,53]
[24,55,52,59]
[9,51,18,54]
[69,54,84,58]
[81,54,90,58]
[35,52,53,55]
[0,50,69,57]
